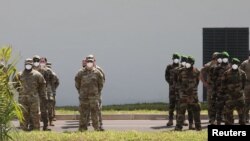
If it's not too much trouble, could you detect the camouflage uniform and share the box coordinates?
[165,62,179,124]
[47,62,60,121]
[174,57,193,127]
[222,63,246,125]
[75,65,104,131]
[175,64,201,131]
[33,57,54,130]
[200,52,218,123]
[51,71,59,119]
[211,52,230,125]
[13,59,46,131]
[95,65,105,128]
[240,59,250,123]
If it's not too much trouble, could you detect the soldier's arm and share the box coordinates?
[240,62,246,71]
[242,71,247,90]
[97,71,104,93]
[38,74,47,101]
[54,74,59,89]
[74,71,81,93]
[165,65,171,83]
[200,66,208,87]
[196,70,200,87]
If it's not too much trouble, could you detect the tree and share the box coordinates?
[0,45,23,141]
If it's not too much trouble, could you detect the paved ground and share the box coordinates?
[13,120,211,132]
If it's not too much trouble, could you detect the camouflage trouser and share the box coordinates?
[176,101,201,130]
[52,95,56,118]
[19,95,40,131]
[40,99,49,128]
[210,91,225,123]
[215,97,225,123]
[86,97,103,127]
[245,99,250,122]
[206,87,214,121]
[224,99,245,125]
[47,98,54,122]
[79,98,100,131]
[168,86,177,120]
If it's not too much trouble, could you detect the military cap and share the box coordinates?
[231,58,240,64]
[172,53,180,59]
[25,58,33,65]
[33,55,40,60]
[221,51,230,58]
[187,56,195,64]
[181,55,188,62]
[212,52,219,59]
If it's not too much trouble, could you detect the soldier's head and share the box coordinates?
[216,53,223,64]
[33,55,41,67]
[231,58,240,70]
[40,57,47,69]
[172,53,180,64]
[180,56,188,67]
[221,51,230,64]
[186,56,195,69]
[24,58,33,71]
[85,57,95,70]
[47,62,52,69]
[212,52,219,60]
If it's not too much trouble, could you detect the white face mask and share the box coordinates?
[34,62,40,67]
[173,59,179,64]
[222,58,228,63]
[181,62,186,66]
[185,63,191,68]
[25,64,32,70]
[86,62,94,69]
[217,58,222,63]
[232,64,238,70]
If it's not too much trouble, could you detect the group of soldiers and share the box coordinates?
[165,51,250,131]
[13,55,59,131]
[75,54,105,131]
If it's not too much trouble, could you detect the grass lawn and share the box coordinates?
[56,109,209,115]
[13,130,207,141]
[55,102,209,115]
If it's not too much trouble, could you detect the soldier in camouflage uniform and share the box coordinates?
[200,52,219,123]
[174,55,193,128]
[75,56,104,131]
[175,56,201,131]
[210,52,230,125]
[240,53,250,123]
[47,62,60,121]
[13,58,46,131]
[223,58,246,125]
[86,55,105,130]
[32,55,54,130]
[165,53,180,126]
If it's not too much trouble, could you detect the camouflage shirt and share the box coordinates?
[201,60,217,86]
[14,69,46,100]
[178,67,200,103]
[222,68,246,100]
[75,67,104,99]
[165,63,179,85]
